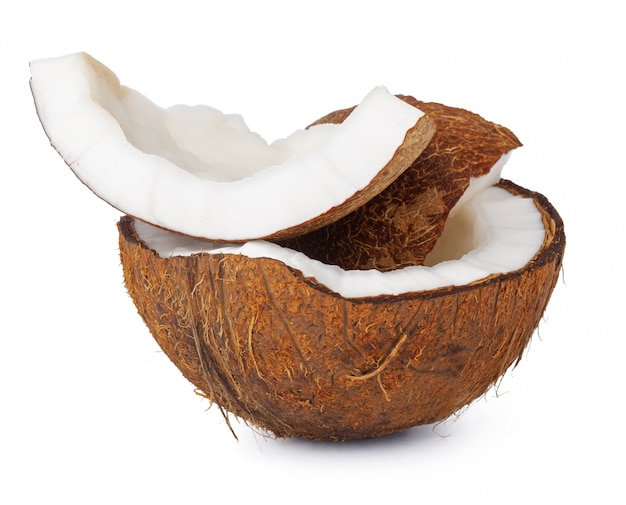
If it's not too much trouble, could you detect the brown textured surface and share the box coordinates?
[119,180,565,441]
[279,97,522,271]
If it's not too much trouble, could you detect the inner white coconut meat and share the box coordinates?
[135,183,546,298]
[30,52,426,241]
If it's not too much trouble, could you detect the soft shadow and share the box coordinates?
[263,420,455,453]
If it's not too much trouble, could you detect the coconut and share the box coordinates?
[31,52,565,441]
[29,52,435,242]
[280,98,522,271]
[118,179,564,440]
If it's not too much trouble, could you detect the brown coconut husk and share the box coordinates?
[279,97,522,271]
[118,180,565,441]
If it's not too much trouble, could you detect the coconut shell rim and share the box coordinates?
[119,179,565,304]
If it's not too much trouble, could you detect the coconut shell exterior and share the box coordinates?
[118,180,564,441]
[280,97,522,271]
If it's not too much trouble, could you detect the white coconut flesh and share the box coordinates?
[134,183,546,298]
[30,52,427,241]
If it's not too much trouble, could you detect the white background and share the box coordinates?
[2,1,625,504]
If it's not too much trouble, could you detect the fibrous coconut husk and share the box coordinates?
[280,97,522,271]
[118,180,564,441]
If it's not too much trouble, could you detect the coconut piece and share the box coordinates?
[280,97,522,271]
[29,53,435,242]
[118,180,565,440]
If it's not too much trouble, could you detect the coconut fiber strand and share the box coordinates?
[118,180,564,441]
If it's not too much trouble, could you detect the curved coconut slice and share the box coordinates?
[118,180,565,440]
[29,53,435,241]
[280,97,522,270]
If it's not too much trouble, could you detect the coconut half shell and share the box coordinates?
[280,97,522,271]
[118,180,564,441]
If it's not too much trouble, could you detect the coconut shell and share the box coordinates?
[279,97,522,271]
[118,180,564,441]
